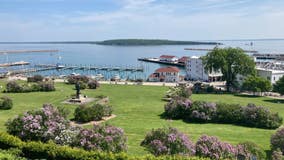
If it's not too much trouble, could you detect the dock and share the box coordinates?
[0,61,30,67]
[184,48,258,53]
[0,50,58,54]
[252,53,284,61]
[138,58,185,67]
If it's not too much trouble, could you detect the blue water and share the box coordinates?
[0,40,283,80]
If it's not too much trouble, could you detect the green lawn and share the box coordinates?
[0,81,283,155]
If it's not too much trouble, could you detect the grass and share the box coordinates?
[0,81,283,155]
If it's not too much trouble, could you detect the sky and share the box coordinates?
[0,0,284,41]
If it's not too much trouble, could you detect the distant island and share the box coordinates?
[95,39,221,46]
[0,39,221,46]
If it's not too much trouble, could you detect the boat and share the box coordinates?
[56,63,65,69]
[70,72,80,76]
[111,74,120,81]
[93,74,104,80]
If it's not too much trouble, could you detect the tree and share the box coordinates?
[202,47,255,92]
[242,76,272,96]
[274,76,284,95]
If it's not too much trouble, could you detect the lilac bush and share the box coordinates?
[271,127,284,154]
[141,127,195,156]
[55,126,81,146]
[242,103,282,129]
[195,135,236,159]
[164,98,192,119]
[5,104,69,142]
[190,101,217,122]
[74,124,127,153]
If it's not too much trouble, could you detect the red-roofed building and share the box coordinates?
[178,56,189,64]
[159,55,178,62]
[148,66,180,82]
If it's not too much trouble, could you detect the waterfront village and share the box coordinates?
[1,47,284,160]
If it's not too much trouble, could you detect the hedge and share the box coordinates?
[0,132,210,160]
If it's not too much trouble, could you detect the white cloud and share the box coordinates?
[0,0,284,41]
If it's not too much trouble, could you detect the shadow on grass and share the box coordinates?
[234,94,261,98]
[263,99,284,104]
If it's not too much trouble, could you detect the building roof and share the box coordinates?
[160,55,177,59]
[178,56,189,63]
[256,67,284,74]
[155,66,180,73]
[149,73,159,78]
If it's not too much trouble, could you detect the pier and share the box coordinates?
[184,48,258,53]
[0,49,58,54]
[0,61,30,67]
[138,58,185,67]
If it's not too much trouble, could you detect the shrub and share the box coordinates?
[38,82,55,91]
[271,127,284,154]
[67,75,89,84]
[74,124,127,153]
[141,127,195,156]
[6,81,55,93]
[27,75,44,83]
[88,80,100,89]
[5,104,69,142]
[189,101,217,122]
[237,141,266,160]
[242,103,282,129]
[164,98,192,119]
[165,85,192,99]
[6,81,23,93]
[271,149,283,160]
[74,104,112,123]
[0,96,13,110]
[55,126,81,146]
[195,135,236,159]
[78,81,87,90]
[215,103,242,124]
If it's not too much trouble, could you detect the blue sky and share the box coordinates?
[0,0,284,41]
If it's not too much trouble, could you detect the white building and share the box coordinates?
[148,66,180,82]
[185,56,222,81]
[256,68,284,84]
[159,55,178,62]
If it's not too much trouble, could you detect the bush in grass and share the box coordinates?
[5,104,69,142]
[27,75,44,83]
[164,98,192,119]
[141,127,195,156]
[189,101,217,122]
[74,124,127,153]
[67,75,89,84]
[55,126,81,146]
[215,103,242,124]
[195,135,236,159]
[0,96,13,110]
[237,141,266,160]
[38,82,55,91]
[271,149,283,160]
[165,85,192,99]
[74,104,112,123]
[242,103,282,129]
[78,81,87,90]
[6,81,23,93]
[87,80,100,89]
[271,127,284,154]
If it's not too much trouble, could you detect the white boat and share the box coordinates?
[70,72,80,76]
[112,74,120,81]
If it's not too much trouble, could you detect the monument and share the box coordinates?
[75,82,81,99]
[62,82,94,104]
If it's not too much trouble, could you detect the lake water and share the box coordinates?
[0,39,283,80]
